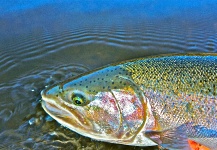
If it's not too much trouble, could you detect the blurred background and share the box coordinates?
[0,0,217,149]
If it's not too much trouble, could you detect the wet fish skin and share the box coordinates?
[41,53,217,149]
[123,54,217,129]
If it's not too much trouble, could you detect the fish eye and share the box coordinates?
[71,93,86,106]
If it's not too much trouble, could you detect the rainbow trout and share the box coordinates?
[41,53,217,149]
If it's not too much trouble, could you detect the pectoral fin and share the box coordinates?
[145,125,217,150]
[145,126,190,149]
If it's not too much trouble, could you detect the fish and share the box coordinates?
[41,53,217,149]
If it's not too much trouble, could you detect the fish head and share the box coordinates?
[41,65,155,145]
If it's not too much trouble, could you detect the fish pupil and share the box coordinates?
[71,94,85,106]
[75,99,81,105]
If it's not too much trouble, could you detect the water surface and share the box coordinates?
[0,1,217,149]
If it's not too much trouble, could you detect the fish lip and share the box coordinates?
[41,89,57,104]
[40,89,45,97]
[41,89,48,102]
[41,89,62,115]
[40,89,66,117]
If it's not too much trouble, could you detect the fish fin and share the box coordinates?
[188,138,217,150]
[145,126,191,149]
[188,139,211,150]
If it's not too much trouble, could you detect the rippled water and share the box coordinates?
[0,0,217,149]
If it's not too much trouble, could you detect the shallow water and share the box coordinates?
[0,1,217,149]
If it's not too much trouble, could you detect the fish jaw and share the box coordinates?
[41,88,98,137]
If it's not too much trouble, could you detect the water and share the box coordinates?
[0,1,217,149]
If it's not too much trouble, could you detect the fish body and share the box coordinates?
[41,53,217,149]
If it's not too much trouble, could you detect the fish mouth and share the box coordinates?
[41,90,94,134]
[41,89,62,116]
[41,89,73,122]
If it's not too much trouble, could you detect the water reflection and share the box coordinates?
[0,0,217,149]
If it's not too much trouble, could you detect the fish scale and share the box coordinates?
[41,53,217,149]
[122,56,216,96]
[121,54,217,148]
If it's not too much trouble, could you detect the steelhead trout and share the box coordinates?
[41,53,217,149]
